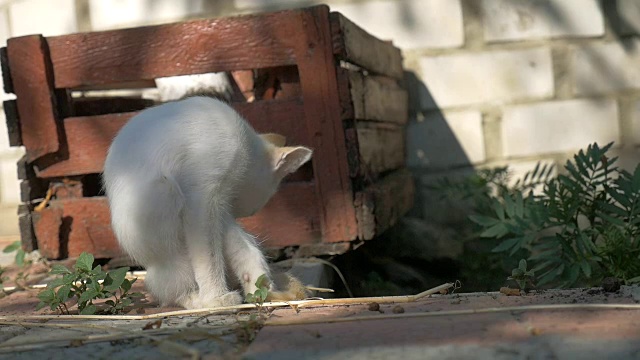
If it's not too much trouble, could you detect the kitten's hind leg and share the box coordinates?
[182,197,242,308]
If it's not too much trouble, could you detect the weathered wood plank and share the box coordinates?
[20,179,49,202]
[346,72,408,124]
[356,122,405,176]
[354,168,414,240]
[0,47,13,94]
[330,12,403,80]
[18,204,36,252]
[6,35,61,160]
[34,98,307,178]
[296,6,358,243]
[17,155,33,180]
[45,7,319,89]
[32,182,320,259]
[3,100,21,146]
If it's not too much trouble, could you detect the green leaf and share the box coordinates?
[469,215,499,227]
[105,300,116,307]
[2,241,20,253]
[91,265,107,280]
[245,293,256,303]
[35,301,47,311]
[518,259,528,272]
[128,292,143,298]
[37,288,55,303]
[511,268,524,277]
[579,260,592,278]
[15,249,25,267]
[257,287,268,301]
[47,276,70,289]
[628,276,640,284]
[50,264,71,275]
[121,278,132,293]
[481,223,509,239]
[57,285,72,302]
[78,288,99,304]
[121,298,132,307]
[104,267,129,292]
[80,304,96,315]
[76,252,94,272]
[255,274,269,289]
[491,237,521,253]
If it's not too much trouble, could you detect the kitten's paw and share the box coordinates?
[203,291,243,308]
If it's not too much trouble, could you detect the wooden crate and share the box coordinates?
[1,5,413,260]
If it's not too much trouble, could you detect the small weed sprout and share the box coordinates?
[508,259,535,290]
[235,274,272,342]
[36,252,142,315]
[245,274,270,307]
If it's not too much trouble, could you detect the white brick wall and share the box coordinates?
[9,0,77,37]
[482,0,604,42]
[502,99,620,157]
[89,0,204,30]
[0,159,18,204]
[419,48,553,109]
[329,0,464,49]
[407,110,485,168]
[573,40,640,96]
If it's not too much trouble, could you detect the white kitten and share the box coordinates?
[103,96,312,309]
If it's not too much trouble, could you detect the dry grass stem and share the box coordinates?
[0,283,454,322]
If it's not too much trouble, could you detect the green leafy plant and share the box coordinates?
[3,241,27,267]
[471,142,640,288]
[508,259,535,290]
[244,274,269,307]
[36,252,142,315]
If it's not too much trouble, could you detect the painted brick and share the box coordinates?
[482,0,604,42]
[573,39,640,95]
[235,0,464,49]
[419,48,553,109]
[9,0,77,37]
[616,0,640,35]
[502,99,619,158]
[89,0,204,30]
[407,110,485,169]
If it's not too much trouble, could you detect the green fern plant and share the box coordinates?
[471,142,640,287]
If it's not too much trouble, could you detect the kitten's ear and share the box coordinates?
[274,146,312,176]
[260,133,287,147]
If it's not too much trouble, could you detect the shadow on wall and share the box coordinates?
[403,71,473,220]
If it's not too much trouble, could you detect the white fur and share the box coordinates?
[103,97,312,309]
